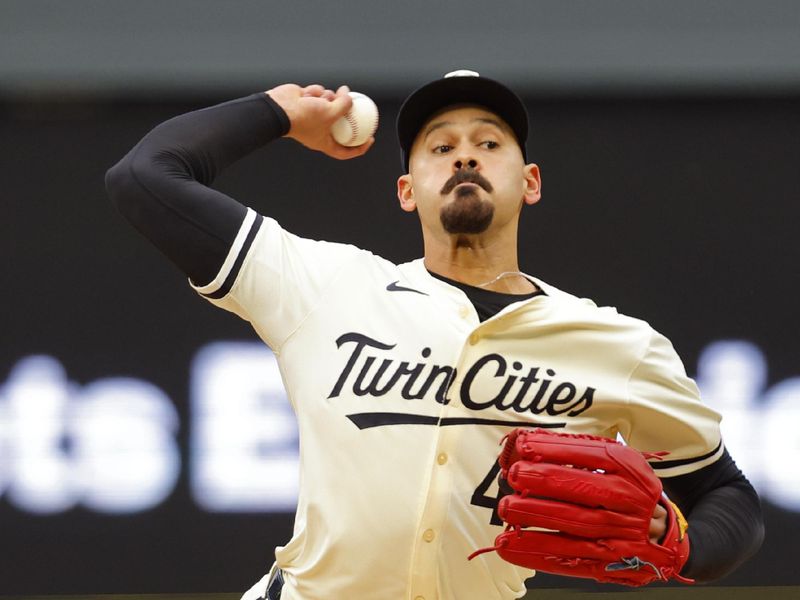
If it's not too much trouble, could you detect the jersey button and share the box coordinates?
[423,529,436,542]
[437,452,448,465]
[458,305,471,319]
[468,332,480,345]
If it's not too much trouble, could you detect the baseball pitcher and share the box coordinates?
[106,71,764,599]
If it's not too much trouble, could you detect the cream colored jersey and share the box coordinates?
[192,208,723,600]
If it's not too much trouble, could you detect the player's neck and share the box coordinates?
[423,236,534,294]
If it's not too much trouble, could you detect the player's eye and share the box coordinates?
[433,144,453,154]
[480,140,499,150]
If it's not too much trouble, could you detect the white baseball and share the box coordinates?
[331,92,379,147]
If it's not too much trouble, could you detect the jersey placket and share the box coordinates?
[407,300,485,600]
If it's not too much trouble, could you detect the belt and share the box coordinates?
[266,568,284,600]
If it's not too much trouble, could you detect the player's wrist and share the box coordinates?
[260,92,291,138]
[264,86,303,138]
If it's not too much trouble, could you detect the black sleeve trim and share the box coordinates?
[202,214,264,299]
[649,441,722,471]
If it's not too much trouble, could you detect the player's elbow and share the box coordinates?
[715,508,767,582]
[688,520,765,584]
[106,157,132,210]
[105,152,153,227]
[683,487,766,584]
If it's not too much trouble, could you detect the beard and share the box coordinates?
[439,169,495,234]
[440,186,495,234]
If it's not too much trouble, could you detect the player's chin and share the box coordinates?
[440,193,494,234]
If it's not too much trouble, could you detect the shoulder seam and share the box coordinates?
[274,247,372,352]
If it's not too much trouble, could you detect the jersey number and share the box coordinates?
[470,459,504,526]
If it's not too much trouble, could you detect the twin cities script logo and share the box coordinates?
[327,332,594,418]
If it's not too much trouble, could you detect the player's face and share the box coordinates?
[397,106,540,238]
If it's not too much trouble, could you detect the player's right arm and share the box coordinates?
[104,84,370,287]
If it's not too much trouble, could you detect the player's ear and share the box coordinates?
[397,174,417,212]
[522,163,541,206]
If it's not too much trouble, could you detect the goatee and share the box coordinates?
[439,169,495,234]
[440,186,494,234]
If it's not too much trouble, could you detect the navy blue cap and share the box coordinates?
[397,70,529,171]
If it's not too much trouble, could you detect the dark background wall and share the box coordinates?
[2,0,800,595]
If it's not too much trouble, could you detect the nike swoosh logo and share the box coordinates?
[386,280,428,295]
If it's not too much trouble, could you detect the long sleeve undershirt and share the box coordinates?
[106,93,289,285]
[105,93,765,583]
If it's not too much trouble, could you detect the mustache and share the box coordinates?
[440,169,494,195]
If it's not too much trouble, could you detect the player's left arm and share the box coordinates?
[624,329,765,582]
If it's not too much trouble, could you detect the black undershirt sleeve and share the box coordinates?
[662,449,764,582]
[105,93,290,285]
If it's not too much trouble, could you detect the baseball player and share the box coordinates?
[106,71,764,599]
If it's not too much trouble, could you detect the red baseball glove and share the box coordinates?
[469,428,693,586]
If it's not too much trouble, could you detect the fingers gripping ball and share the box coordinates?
[469,429,693,586]
[331,92,379,146]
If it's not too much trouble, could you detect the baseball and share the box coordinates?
[331,92,379,147]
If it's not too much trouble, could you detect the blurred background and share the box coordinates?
[2,0,799,595]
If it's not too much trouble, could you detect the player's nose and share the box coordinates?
[453,157,479,172]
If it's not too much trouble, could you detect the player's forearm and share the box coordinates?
[662,451,765,582]
[680,479,764,582]
[105,93,290,285]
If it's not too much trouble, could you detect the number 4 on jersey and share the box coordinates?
[470,459,504,526]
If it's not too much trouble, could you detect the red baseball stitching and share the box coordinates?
[345,111,359,145]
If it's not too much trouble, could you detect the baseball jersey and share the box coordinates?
[190,207,723,600]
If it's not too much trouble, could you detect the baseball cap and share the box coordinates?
[396,69,529,171]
